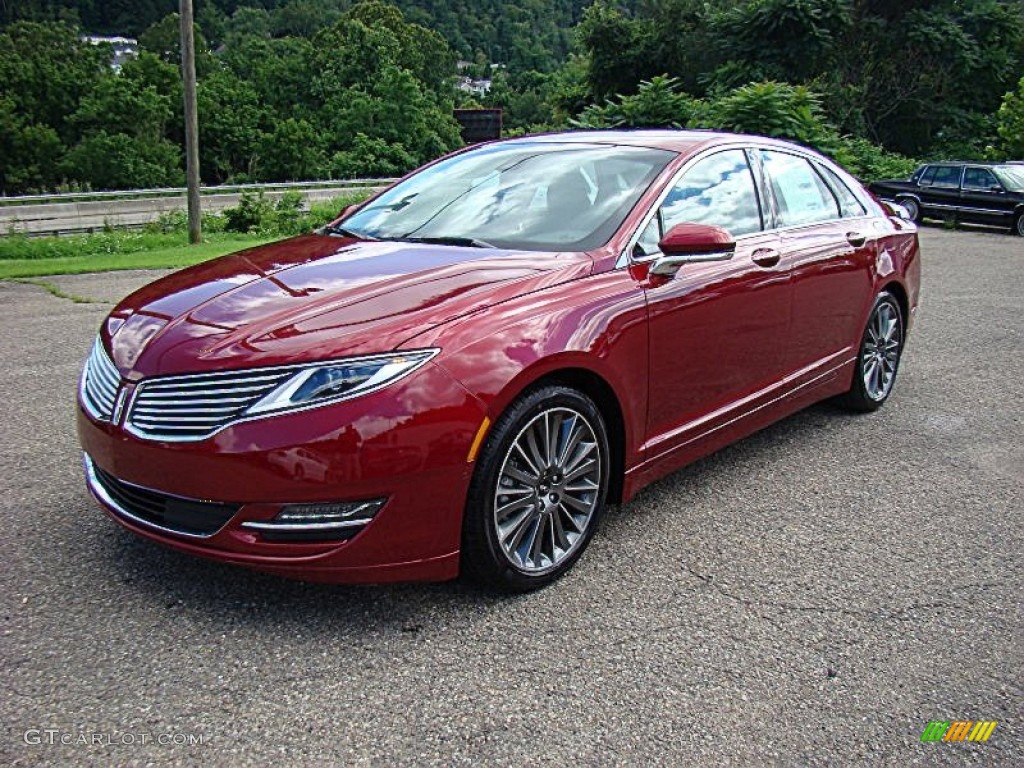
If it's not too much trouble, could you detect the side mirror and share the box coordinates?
[650,223,736,277]
[989,185,1004,193]
[881,201,911,221]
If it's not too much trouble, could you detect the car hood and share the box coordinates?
[104,234,593,378]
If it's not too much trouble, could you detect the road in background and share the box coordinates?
[0,227,1020,766]
[0,180,392,236]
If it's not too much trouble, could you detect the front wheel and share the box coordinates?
[1013,211,1024,237]
[461,385,610,592]
[838,292,905,412]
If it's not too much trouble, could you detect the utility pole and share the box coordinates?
[179,0,201,244]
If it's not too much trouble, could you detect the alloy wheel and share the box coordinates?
[493,407,602,574]
[861,301,902,401]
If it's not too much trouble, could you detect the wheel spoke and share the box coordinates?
[511,442,542,479]
[565,455,597,482]
[565,479,599,493]
[560,493,591,514]
[524,423,549,473]
[556,414,581,467]
[551,508,569,553]
[558,502,585,533]
[526,514,545,566]
[499,506,534,544]
[545,411,561,468]
[504,508,536,552]
[503,464,539,487]
[564,440,596,474]
[496,494,535,521]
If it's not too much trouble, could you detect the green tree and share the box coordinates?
[574,76,701,129]
[996,75,1024,158]
[0,21,108,145]
[198,67,261,182]
[255,117,325,181]
[60,131,183,189]
[0,96,64,193]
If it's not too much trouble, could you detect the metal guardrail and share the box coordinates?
[0,179,394,237]
[0,178,397,207]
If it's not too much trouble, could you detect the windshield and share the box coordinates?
[993,165,1024,191]
[339,142,676,252]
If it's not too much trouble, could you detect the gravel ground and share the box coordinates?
[1,227,1021,766]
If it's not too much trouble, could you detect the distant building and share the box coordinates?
[457,76,492,96]
[82,36,139,72]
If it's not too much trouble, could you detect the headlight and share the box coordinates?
[245,349,439,417]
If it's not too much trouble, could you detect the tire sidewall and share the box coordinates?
[849,293,904,411]
[461,385,610,591]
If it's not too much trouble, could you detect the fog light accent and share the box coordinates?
[240,498,386,540]
[275,499,386,524]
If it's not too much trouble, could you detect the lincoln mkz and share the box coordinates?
[78,131,921,590]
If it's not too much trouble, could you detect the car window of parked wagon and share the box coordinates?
[760,150,840,227]
[930,165,963,188]
[963,167,1000,190]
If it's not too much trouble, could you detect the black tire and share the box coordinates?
[1013,211,1024,237]
[897,196,921,223]
[461,385,610,592]
[838,292,905,412]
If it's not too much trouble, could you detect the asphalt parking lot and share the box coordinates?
[1,227,1021,766]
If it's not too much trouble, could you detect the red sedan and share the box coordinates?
[78,131,921,590]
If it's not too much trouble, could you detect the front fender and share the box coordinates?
[402,270,650,468]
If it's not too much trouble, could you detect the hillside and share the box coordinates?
[0,0,616,71]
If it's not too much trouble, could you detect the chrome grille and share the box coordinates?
[127,367,293,441]
[80,339,121,421]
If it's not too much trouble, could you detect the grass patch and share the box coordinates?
[0,235,270,278]
[0,191,367,278]
[10,278,109,303]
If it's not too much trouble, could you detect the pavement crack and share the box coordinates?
[683,564,967,621]
[5,277,113,305]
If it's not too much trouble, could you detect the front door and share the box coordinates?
[639,149,791,455]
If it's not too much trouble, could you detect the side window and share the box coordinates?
[660,150,763,237]
[817,164,867,218]
[962,167,999,190]
[760,150,840,227]
[931,166,963,188]
[918,166,937,185]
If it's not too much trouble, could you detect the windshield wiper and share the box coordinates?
[400,235,496,249]
[321,224,377,240]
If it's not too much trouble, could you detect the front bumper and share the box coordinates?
[78,361,486,583]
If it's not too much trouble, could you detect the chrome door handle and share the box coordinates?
[751,248,781,268]
[846,231,867,247]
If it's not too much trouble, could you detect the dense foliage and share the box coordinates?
[1,0,596,72]
[573,0,1024,157]
[1,0,1021,196]
[1,3,462,193]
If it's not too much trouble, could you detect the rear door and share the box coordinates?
[759,150,876,377]
[918,164,963,219]
[960,166,1013,227]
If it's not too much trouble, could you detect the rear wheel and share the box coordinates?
[839,293,904,412]
[1013,211,1024,236]
[897,196,921,223]
[461,385,609,591]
